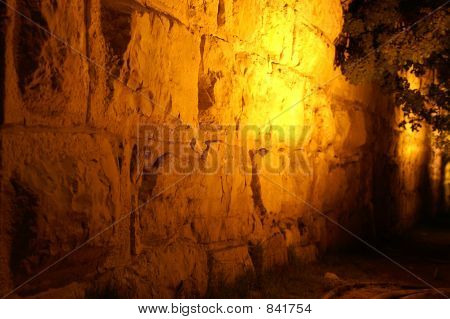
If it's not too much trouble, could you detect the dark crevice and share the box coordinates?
[0,1,6,124]
[164,95,172,118]
[9,177,39,284]
[198,71,221,111]
[14,0,49,94]
[85,0,92,123]
[129,144,138,183]
[100,0,132,100]
[217,0,225,27]
[249,150,267,217]
[116,142,124,172]
[100,0,132,63]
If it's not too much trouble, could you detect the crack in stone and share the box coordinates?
[249,150,267,218]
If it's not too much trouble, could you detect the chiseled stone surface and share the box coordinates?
[0,0,435,297]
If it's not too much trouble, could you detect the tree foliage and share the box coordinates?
[335,0,449,137]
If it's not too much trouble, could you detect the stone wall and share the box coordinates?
[0,0,437,297]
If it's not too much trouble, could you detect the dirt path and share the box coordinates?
[212,215,450,299]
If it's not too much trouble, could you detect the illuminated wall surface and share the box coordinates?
[0,0,442,297]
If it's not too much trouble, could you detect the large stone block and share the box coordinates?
[122,10,200,126]
[208,246,254,287]
[98,241,208,298]
[1,130,121,288]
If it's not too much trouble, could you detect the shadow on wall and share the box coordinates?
[373,106,438,235]
[445,162,450,213]
[372,68,444,235]
[100,0,132,99]
[0,0,5,124]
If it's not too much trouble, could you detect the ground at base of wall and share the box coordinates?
[208,215,450,299]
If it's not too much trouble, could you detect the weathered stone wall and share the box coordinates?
[0,0,437,297]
